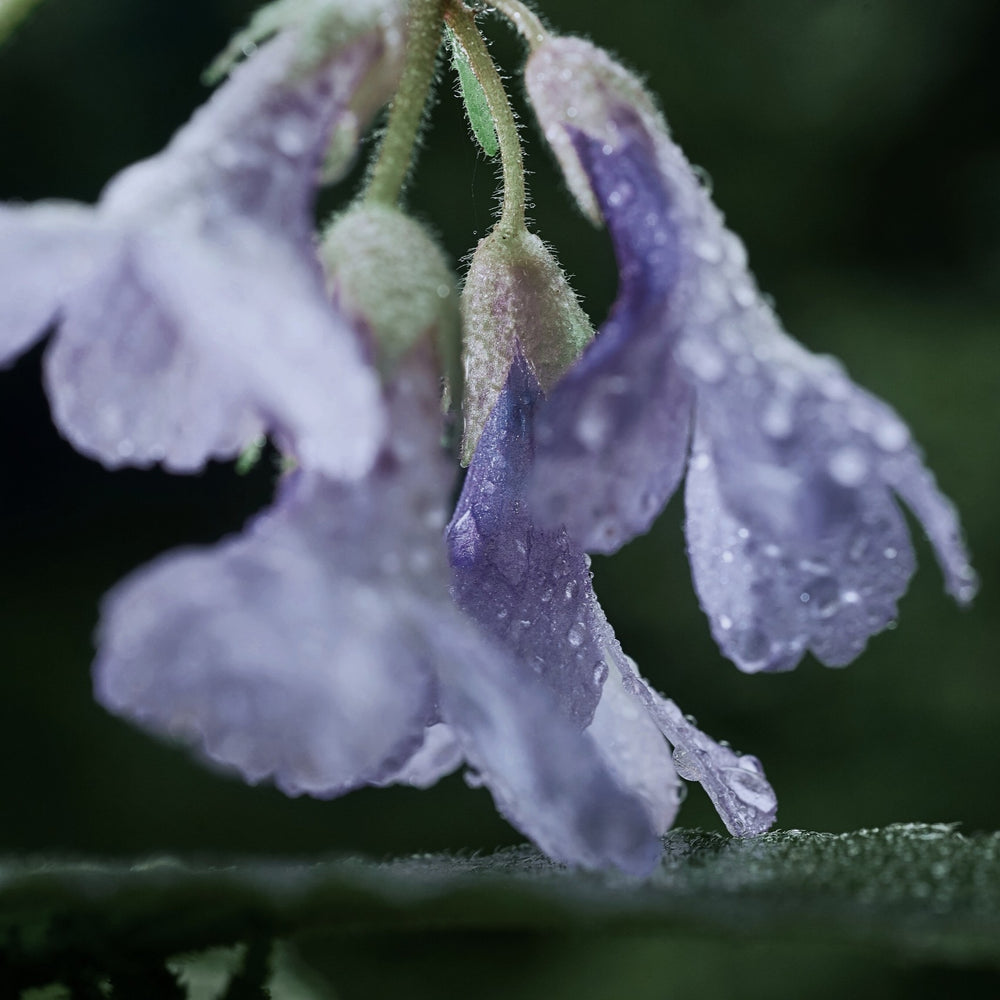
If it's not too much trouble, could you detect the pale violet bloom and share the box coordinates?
[448,355,777,838]
[96,348,666,876]
[525,37,977,672]
[0,18,407,477]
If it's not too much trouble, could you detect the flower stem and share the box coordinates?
[445,2,525,238]
[365,0,446,207]
[489,0,548,49]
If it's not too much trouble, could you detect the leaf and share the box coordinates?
[445,25,499,159]
[0,0,46,46]
[2,825,999,993]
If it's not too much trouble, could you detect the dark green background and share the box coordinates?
[1,0,998,995]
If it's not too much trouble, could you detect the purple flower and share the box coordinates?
[0,23,405,476]
[525,37,977,672]
[96,347,667,876]
[448,354,777,839]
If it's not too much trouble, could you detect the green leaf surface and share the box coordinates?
[446,25,499,158]
[2,824,1000,989]
[0,0,45,45]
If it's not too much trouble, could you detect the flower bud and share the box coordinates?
[460,228,593,464]
[525,36,664,225]
[320,203,459,387]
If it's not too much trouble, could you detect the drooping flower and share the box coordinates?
[448,353,777,838]
[0,6,409,477]
[96,343,665,876]
[525,36,977,672]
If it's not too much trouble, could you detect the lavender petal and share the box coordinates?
[95,349,452,795]
[433,620,662,877]
[377,724,463,790]
[530,130,694,553]
[586,655,682,836]
[0,203,109,367]
[611,655,778,837]
[449,353,610,726]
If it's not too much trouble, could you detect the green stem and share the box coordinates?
[489,0,548,49]
[446,2,525,237]
[365,0,446,207]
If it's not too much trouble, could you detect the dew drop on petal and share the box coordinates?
[828,445,869,487]
[566,622,586,647]
[874,417,910,452]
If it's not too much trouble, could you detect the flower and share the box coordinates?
[0,14,408,477]
[525,36,977,672]
[96,344,668,876]
[448,352,777,839]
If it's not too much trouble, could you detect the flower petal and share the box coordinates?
[377,724,463,790]
[0,203,109,367]
[528,119,693,553]
[47,29,390,476]
[585,655,681,836]
[449,353,609,726]
[432,619,662,877]
[609,653,778,837]
[94,350,450,794]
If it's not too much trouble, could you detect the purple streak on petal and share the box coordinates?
[608,653,778,837]
[94,350,449,795]
[433,620,662,876]
[531,128,693,553]
[0,203,109,367]
[449,354,609,727]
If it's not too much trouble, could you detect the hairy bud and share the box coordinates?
[460,228,593,464]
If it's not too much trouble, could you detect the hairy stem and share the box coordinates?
[365,0,446,206]
[489,0,548,49]
[445,2,526,237]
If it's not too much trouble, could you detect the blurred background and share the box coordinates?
[1,0,998,996]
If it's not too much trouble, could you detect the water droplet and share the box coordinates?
[672,746,704,780]
[828,445,868,487]
[804,576,840,618]
[691,164,714,195]
[761,399,794,439]
[693,238,723,263]
[275,122,307,156]
[719,615,733,631]
[732,282,756,308]
[116,439,135,459]
[567,622,586,647]
[721,550,734,564]
[575,395,612,450]
[737,527,750,540]
[883,546,898,560]
[564,579,578,601]
[874,417,910,452]
[691,451,711,472]
[677,339,727,383]
[842,589,861,605]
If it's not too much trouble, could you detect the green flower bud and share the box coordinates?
[460,228,594,464]
[320,203,459,393]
